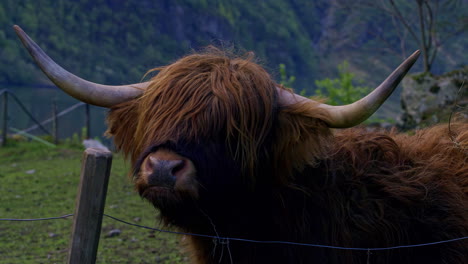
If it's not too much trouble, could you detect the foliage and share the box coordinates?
[275,61,396,124]
[63,127,89,148]
[279,63,296,88]
[2,0,464,93]
[0,0,465,125]
[314,61,370,105]
[332,0,467,74]
[0,0,321,89]
[0,142,186,263]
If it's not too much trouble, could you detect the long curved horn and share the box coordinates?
[14,25,147,108]
[278,50,420,128]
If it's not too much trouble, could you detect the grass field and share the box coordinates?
[0,141,187,263]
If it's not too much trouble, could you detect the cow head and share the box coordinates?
[14,25,420,221]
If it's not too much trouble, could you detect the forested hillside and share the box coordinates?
[1,0,466,93]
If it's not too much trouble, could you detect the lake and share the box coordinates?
[1,84,111,146]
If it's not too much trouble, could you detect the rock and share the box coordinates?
[25,169,36,174]
[399,67,468,130]
[106,229,122,238]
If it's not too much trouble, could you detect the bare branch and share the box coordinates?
[366,29,402,57]
[388,0,420,43]
[423,0,434,51]
[391,12,408,58]
[415,0,430,71]
[417,1,427,48]
[333,0,463,73]
[429,46,438,68]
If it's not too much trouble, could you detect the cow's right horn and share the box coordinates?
[14,25,146,108]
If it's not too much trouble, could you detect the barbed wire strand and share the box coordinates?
[1,213,467,252]
[0,214,74,221]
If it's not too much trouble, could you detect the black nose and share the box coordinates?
[147,159,185,187]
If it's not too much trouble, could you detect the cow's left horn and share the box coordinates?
[14,25,147,108]
[278,50,420,128]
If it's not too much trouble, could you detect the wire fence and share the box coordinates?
[1,213,467,252]
[1,85,467,261]
[1,88,92,147]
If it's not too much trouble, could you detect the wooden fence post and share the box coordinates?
[2,92,8,146]
[68,148,112,264]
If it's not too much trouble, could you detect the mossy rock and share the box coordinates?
[399,69,467,130]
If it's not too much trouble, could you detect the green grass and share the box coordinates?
[0,141,187,263]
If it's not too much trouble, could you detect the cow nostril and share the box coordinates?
[154,159,184,178]
[141,150,198,195]
[142,149,196,188]
[144,159,183,187]
[171,160,185,177]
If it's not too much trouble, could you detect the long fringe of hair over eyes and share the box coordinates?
[106,47,333,182]
[107,48,275,171]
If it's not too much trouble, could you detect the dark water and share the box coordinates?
[1,85,111,144]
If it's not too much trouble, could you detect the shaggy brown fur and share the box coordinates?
[108,47,331,182]
[321,124,468,263]
[106,49,467,263]
[110,48,279,177]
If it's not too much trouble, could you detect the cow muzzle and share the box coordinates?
[139,149,199,198]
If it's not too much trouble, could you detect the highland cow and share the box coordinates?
[15,25,468,264]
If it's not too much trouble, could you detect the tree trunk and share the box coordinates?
[416,0,430,72]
